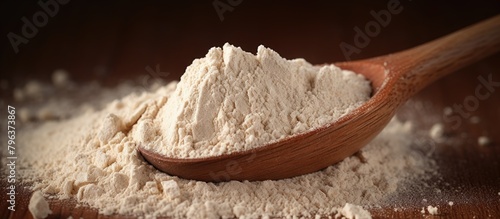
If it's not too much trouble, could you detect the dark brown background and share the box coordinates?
[1,0,500,218]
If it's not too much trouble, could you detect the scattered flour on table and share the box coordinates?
[338,203,372,219]
[427,205,438,215]
[51,69,71,88]
[144,43,371,158]
[28,191,52,219]
[478,136,490,146]
[429,123,445,141]
[469,116,481,124]
[11,45,438,218]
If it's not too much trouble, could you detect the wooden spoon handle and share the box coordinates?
[383,15,500,98]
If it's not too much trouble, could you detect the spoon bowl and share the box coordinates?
[139,15,500,182]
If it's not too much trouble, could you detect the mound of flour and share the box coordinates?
[14,82,435,218]
[12,44,437,218]
[141,43,371,158]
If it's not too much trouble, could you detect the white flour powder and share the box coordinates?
[15,85,434,218]
[143,44,371,158]
[12,45,437,218]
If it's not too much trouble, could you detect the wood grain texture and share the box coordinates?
[1,1,499,218]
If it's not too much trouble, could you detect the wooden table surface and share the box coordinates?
[1,1,499,218]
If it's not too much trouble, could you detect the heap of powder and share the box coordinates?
[13,74,437,218]
[142,43,371,158]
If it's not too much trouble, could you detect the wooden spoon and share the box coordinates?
[139,15,500,182]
